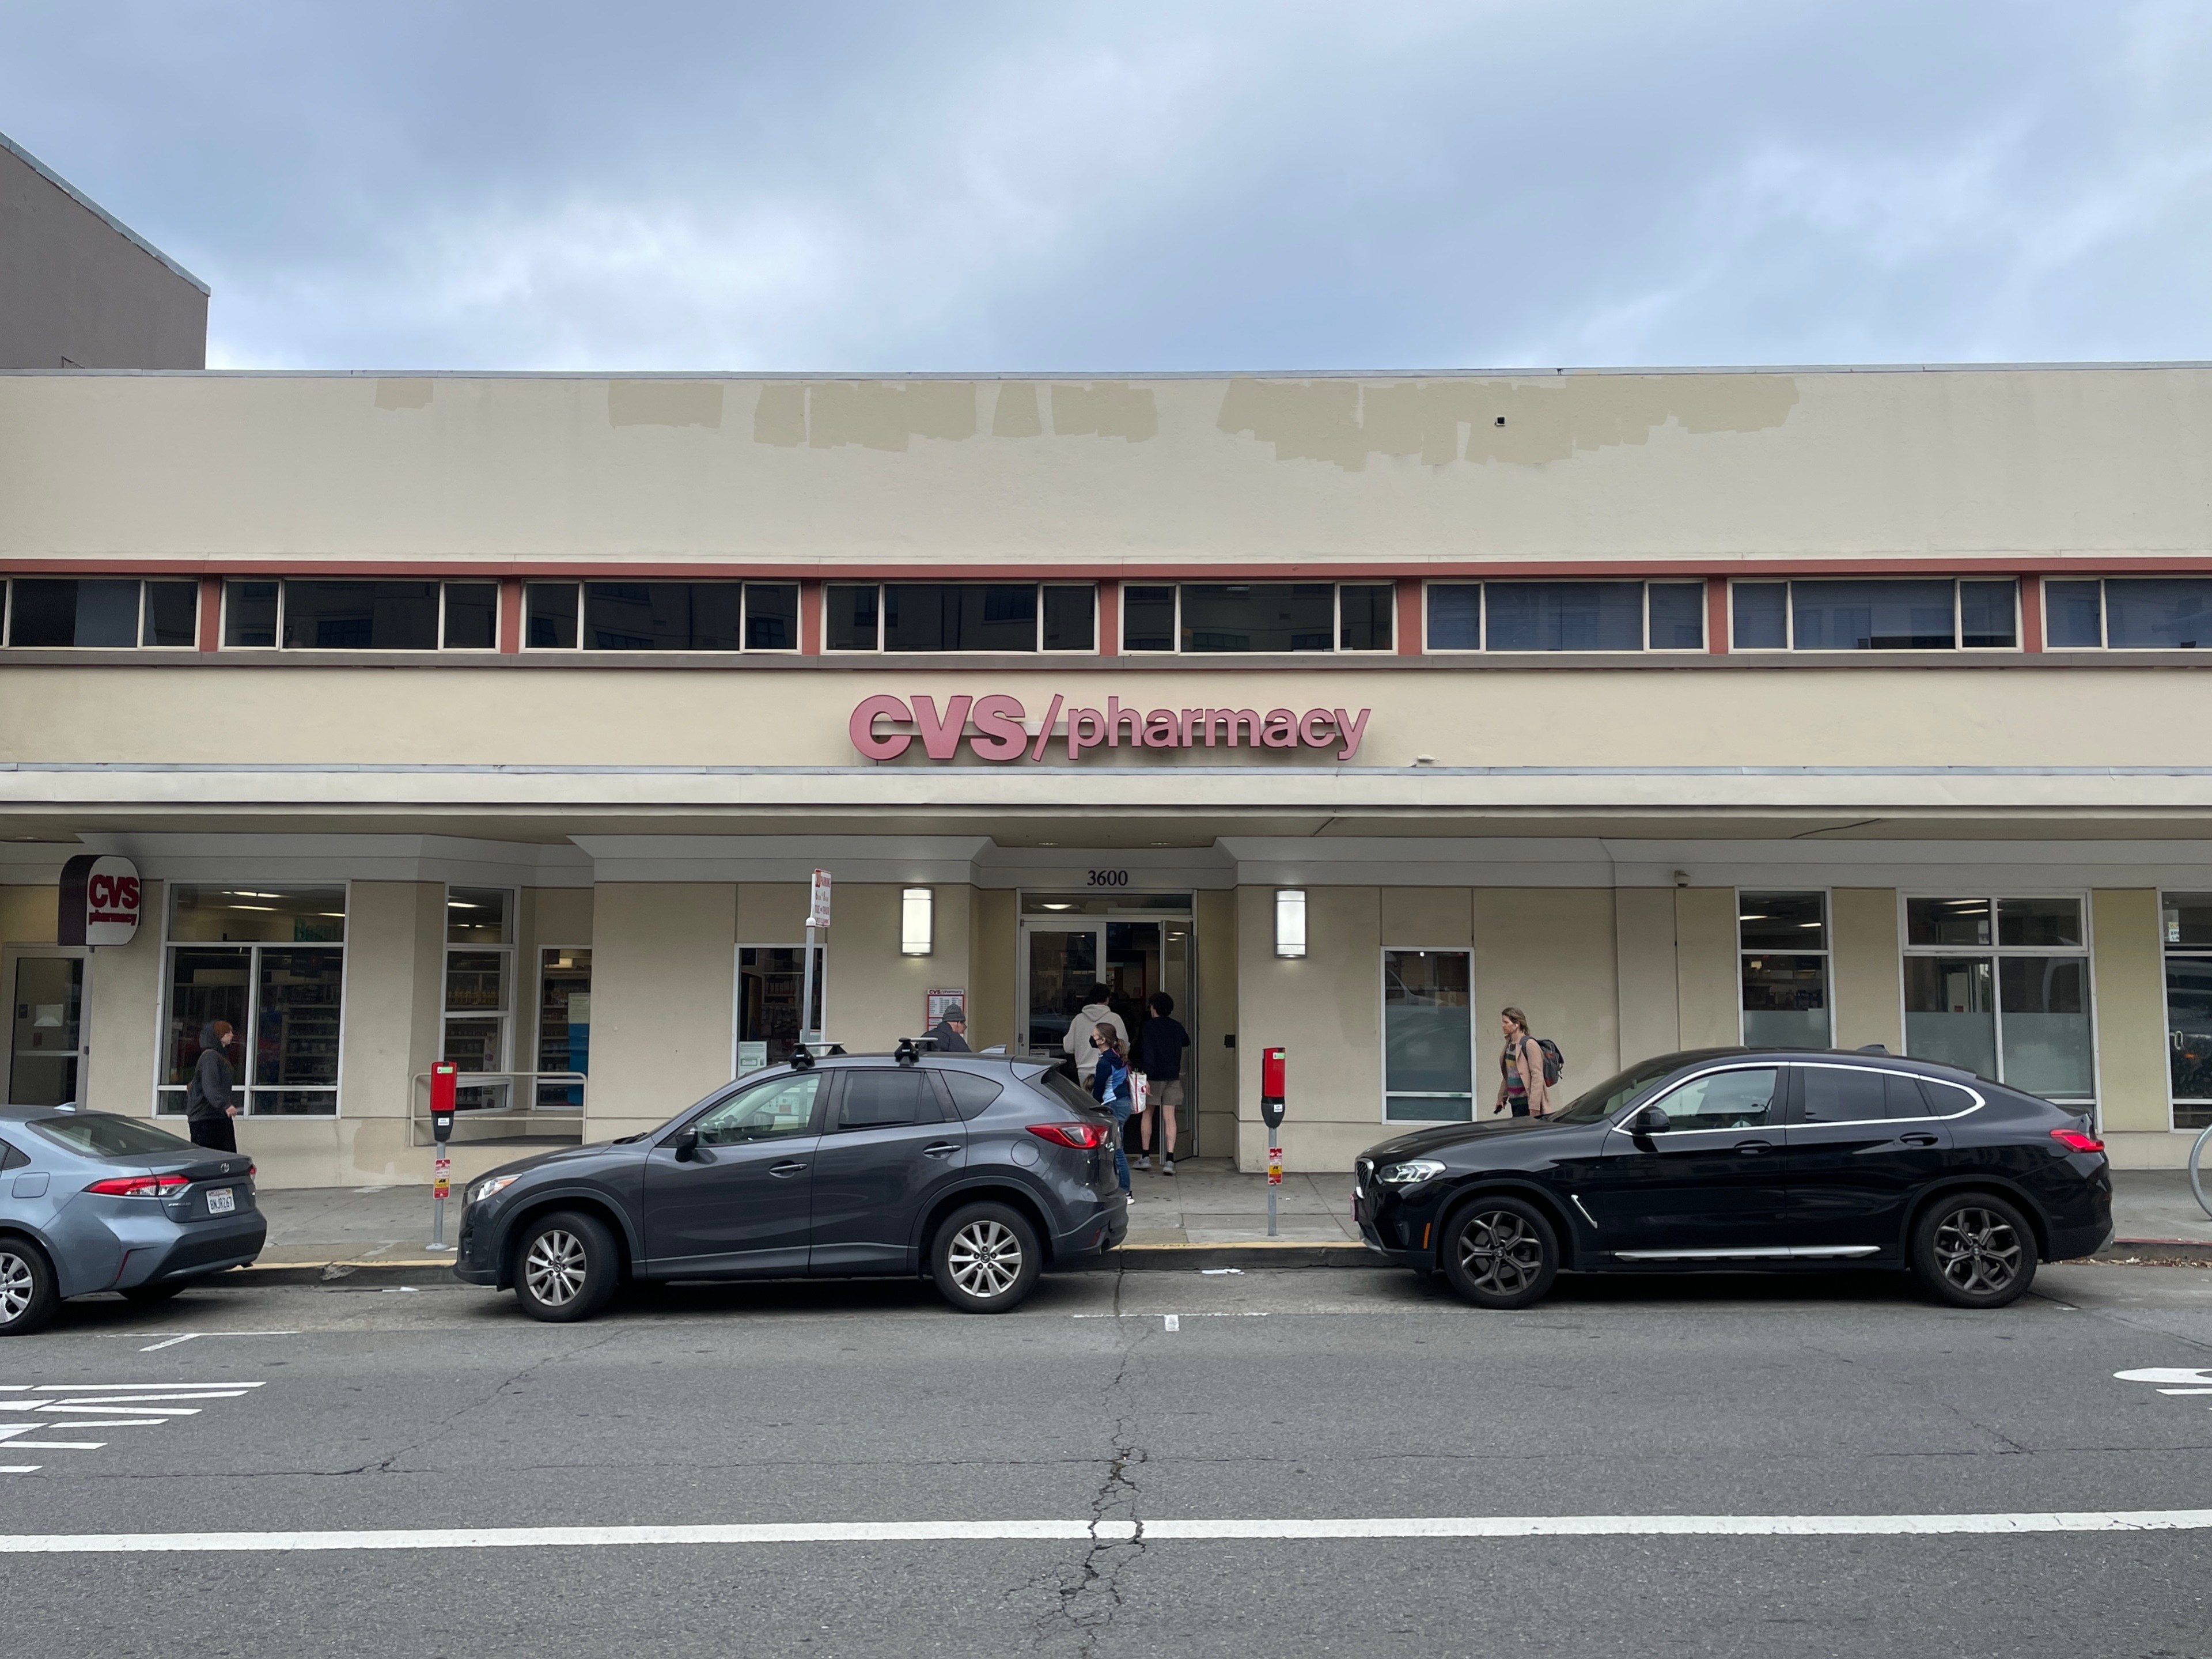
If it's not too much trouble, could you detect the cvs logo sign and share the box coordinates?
[58,854,143,947]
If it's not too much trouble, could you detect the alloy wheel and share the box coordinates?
[1456,1210,1545,1298]
[948,1219,1022,1300]
[524,1229,588,1306]
[0,1251,31,1324]
[1933,1206,2022,1297]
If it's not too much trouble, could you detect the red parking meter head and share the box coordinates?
[430,1062,458,1140]
[1260,1046,1286,1130]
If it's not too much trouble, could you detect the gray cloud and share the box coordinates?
[3,0,2208,370]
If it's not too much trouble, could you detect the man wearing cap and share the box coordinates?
[926,1004,971,1053]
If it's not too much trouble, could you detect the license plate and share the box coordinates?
[206,1187,236,1214]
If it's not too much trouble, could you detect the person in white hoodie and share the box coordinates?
[1062,983,1129,1083]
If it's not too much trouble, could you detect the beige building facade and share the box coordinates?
[3,366,2211,1185]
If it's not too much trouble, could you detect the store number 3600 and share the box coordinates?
[1086,870,1130,887]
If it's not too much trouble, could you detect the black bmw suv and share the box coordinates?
[453,1049,1127,1321]
[1355,1047,2112,1310]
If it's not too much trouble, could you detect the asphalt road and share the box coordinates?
[3,1261,2211,1658]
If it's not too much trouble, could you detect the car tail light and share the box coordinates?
[2050,1128,2104,1154]
[85,1173,191,1199]
[1028,1122,1109,1150]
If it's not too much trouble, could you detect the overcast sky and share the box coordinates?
[3,1,2209,372]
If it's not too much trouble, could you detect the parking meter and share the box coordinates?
[428,1062,457,1250]
[1261,1047,1287,1235]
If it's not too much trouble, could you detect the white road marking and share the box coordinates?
[37,1406,201,1416]
[1164,1315,1180,1332]
[138,1331,296,1352]
[1071,1312,1268,1319]
[26,1382,266,1392]
[0,1466,38,1474]
[2115,1368,2212,1385]
[4,1511,2212,1554]
[47,1392,252,1404]
[0,1382,267,1462]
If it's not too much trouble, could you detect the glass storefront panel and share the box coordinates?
[172,885,346,944]
[1483,581,1643,651]
[1907,896,1991,948]
[446,887,512,946]
[1426,584,1481,650]
[1997,956,2093,1099]
[1384,949,1473,1121]
[1024,931,1098,1056]
[442,582,498,649]
[1739,892,1826,952]
[1741,955,1829,1048]
[1997,897,2082,948]
[537,949,591,1107]
[738,945,825,1063]
[1904,956,1997,1078]
[1790,579,1956,650]
[256,950,343,1090]
[1179,584,1335,653]
[2104,578,2212,649]
[162,948,250,1096]
[7,956,83,1106]
[2167,955,2212,1128]
[282,580,440,650]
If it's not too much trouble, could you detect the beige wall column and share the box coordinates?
[1193,888,1237,1160]
[1474,889,1621,1097]
[1615,887,1679,1067]
[1236,884,1380,1172]
[1675,887,1738,1048]
[819,882,972,1053]
[589,883,737,1136]
[1831,888,1904,1052]
[84,879,164,1119]
[969,889,1016,1054]
[2092,888,2171,1165]
[0,884,58,945]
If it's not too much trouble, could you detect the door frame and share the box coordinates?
[3,942,91,1108]
[1016,919,1108,1063]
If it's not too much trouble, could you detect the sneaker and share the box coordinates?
[1162,1157,1176,1175]
[1134,1154,1152,1170]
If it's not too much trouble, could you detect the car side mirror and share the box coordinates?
[1630,1105,1672,1137]
[672,1127,700,1161]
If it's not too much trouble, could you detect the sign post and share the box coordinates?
[427,1062,457,1251]
[1261,1046,1287,1238]
[800,869,831,1049]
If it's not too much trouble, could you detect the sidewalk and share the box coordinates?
[248,1162,2211,1275]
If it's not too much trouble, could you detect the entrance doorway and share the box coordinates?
[1018,893,1196,1154]
[5,947,88,1107]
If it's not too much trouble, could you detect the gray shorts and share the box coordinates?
[1149,1080,1184,1109]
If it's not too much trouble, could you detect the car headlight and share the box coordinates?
[1378,1159,1447,1185]
[467,1174,520,1206]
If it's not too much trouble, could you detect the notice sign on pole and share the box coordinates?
[808,868,833,929]
[57,854,142,946]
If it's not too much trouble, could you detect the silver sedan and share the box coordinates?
[0,1105,266,1335]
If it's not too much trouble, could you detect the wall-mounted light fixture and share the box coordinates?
[1275,888,1307,958]
[900,887,933,956]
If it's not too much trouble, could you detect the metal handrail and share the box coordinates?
[2192,1121,2212,1221]
[409,1070,588,1145]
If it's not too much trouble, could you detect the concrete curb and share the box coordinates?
[2087,1238,2212,1265]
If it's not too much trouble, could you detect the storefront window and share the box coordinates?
[3,578,198,648]
[1902,896,2092,1101]
[159,885,346,1117]
[536,948,591,1109]
[223,579,503,651]
[1730,579,2017,650]
[1739,891,1830,1048]
[443,887,512,1111]
[2160,893,2212,1130]
[1423,581,1702,652]
[1382,949,1474,1121]
[738,944,825,1063]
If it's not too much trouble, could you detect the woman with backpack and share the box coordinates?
[1495,1006,1553,1119]
[1090,1025,1137,1195]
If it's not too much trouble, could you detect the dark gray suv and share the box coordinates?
[453,1050,1128,1320]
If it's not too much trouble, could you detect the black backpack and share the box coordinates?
[1534,1037,1565,1086]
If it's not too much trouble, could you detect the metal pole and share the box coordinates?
[1268,1169,1278,1237]
[799,924,817,1046]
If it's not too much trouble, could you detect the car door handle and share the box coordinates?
[1898,1132,1940,1147]
[1733,1139,1775,1156]
[768,1161,808,1177]
[922,1142,961,1158]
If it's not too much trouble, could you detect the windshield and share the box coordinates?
[31,1113,198,1159]
[1548,1056,1687,1125]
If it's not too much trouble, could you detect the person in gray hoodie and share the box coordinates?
[185,1021,240,1152]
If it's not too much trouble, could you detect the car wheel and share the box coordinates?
[120,1280,191,1304]
[931,1203,1041,1315]
[1440,1196,1559,1310]
[514,1211,619,1323]
[0,1238,60,1336]
[1913,1192,2037,1309]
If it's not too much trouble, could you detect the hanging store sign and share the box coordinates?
[849,694,1371,763]
[58,853,143,946]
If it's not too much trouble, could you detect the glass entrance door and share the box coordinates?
[7,950,87,1107]
[1024,927,1104,1060]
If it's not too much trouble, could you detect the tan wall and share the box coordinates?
[588,883,737,1131]
[2092,888,2169,1142]
[820,882,971,1052]
[23,664,2212,777]
[1193,887,1237,1160]
[0,884,58,944]
[6,368,2211,562]
[1675,887,1739,1048]
[1615,887,1679,1066]
[1474,888,1619,1104]
[84,879,163,1117]
[968,889,1016,1053]
[1831,888,1903,1052]
[334,881,444,1140]
[1,141,207,372]
[1236,884,1382,1171]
